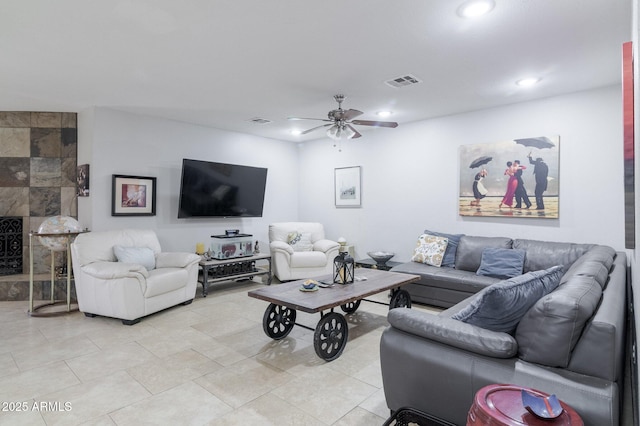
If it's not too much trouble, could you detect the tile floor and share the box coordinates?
[0,278,440,425]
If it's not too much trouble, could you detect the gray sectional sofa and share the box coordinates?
[382,234,627,426]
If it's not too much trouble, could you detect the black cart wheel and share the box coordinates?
[313,312,349,361]
[340,300,361,314]
[262,303,296,339]
[389,289,411,310]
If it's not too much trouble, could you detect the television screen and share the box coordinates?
[178,159,268,218]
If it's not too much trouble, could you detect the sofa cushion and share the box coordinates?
[476,248,525,279]
[563,260,610,289]
[391,261,499,295]
[145,268,188,297]
[560,245,616,289]
[411,234,448,267]
[516,274,603,367]
[290,251,328,268]
[455,236,513,272]
[113,245,156,271]
[512,239,594,273]
[451,265,563,333]
[424,230,464,268]
[388,308,518,358]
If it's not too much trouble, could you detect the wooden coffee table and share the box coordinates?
[247,268,420,361]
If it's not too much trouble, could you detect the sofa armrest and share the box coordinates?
[387,308,518,358]
[156,252,200,269]
[81,261,149,279]
[313,239,340,253]
[270,240,294,255]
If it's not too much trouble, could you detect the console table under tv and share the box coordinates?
[198,253,272,297]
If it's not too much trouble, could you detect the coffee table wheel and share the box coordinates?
[340,300,361,314]
[263,303,297,340]
[389,289,411,310]
[314,312,349,361]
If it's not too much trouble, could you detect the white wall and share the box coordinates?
[78,108,299,252]
[78,86,625,260]
[298,86,625,262]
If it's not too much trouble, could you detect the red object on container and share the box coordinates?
[467,384,583,426]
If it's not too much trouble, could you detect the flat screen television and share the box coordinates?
[178,158,268,218]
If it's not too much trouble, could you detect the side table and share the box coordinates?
[356,258,401,272]
[467,384,583,425]
[199,252,272,297]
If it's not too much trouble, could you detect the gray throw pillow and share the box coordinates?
[451,265,564,333]
[424,229,464,268]
[476,248,525,279]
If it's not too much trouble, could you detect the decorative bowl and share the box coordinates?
[367,251,395,266]
[521,389,563,419]
[302,279,318,290]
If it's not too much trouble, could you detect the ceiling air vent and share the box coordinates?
[248,117,272,125]
[385,74,422,88]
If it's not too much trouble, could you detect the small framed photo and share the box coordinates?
[335,166,361,207]
[111,174,156,216]
[77,164,90,197]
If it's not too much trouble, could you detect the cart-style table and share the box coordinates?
[247,268,420,361]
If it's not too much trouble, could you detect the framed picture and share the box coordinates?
[335,166,361,207]
[623,42,635,248]
[111,174,156,216]
[458,136,560,219]
[77,164,90,197]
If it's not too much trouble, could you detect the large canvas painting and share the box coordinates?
[459,136,559,218]
[623,41,635,248]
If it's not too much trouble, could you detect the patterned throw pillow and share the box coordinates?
[411,234,449,267]
[287,231,313,252]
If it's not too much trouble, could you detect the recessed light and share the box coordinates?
[377,111,392,118]
[516,77,541,87]
[290,129,302,136]
[457,0,495,18]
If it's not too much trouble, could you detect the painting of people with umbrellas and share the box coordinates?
[459,135,559,218]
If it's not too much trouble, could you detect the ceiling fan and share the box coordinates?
[289,94,398,140]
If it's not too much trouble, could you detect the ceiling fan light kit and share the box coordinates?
[516,77,541,87]
[289,94,399,143]
[457,0,495,18]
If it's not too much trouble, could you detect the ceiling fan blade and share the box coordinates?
[301,123,333,134]
[347,124,362,139]
[288,117,332,122]
[342,109,363,121]
[351,120,398,128]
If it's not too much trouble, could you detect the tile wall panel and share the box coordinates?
[0,112,30,128]
[31,128,61,157]
[31,112,62,128]
[0,158,30,187]
[0,128,30,157]
[31,158,61,187]
[0,188,29,216]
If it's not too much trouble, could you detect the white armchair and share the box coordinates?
[70,229,201,325]
[269,222,340,281]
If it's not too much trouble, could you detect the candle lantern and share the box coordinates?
[333,252,355,284]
